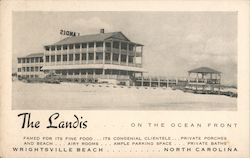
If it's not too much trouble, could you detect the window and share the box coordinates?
[113,41,119,49]
[82,53,86,60]
[31,58,34,63]
[88,53,94,60]
[40,57,43,63]
[35,57,39,63]
[27,67,30,72]
[51,46,55,51]
[105,53,111,60]
[51,55,55,62]
[63,55,67,61]
[69,54,73,61]
[74,70,80,75]
[81,70,86,75]
[31,67,34,72]
[45,46,50,51]
[75,44,80,49]
[121,43,127,50]
[121,54,127,62]
[105,42,111,48]
[129,44,133,51]
[75,54,80,61]
[61,71,66,76]
[18,68,21,72]
[22,67,25,72]
[57,45,61,50]
[22,59,26,63]
[68,70,73,75]
[57,55,61,62]
[35,67,38,72]
[55,70,61,74]
[96,52,103,60]
[26,58,30,63]
[129,56,133,63]
[69,44,73,49]
[96,42,103,47]
[87,70,93,75]
[82,43,87,48]
[45,56,50,62]
[18,59,21,63]
[95,69,102,75]
[63,45,67,50]
[113,53,119,62]
[89,42,94,48]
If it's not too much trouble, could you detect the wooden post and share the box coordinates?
[141,73,143,87]
[149,77,152,87]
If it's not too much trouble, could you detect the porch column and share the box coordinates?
[86,43,89,64]
[188,72,190,83]
[55,46,57,66]
[73,44,76,65]
[86,71,88,81]
[118,41,121,65]
[111,41,113,64]
[80,43,82,64]
[93,69,96,80]
[49,46,52,65]
[67,45,69,65]
[60,46,63,65]
[94,42,96,64]
[141,46,143,67]
[133,45,136,66]
[102,41,106,76]
[141,72,143,87]
[79,70,82,82]
[126,43,129,66]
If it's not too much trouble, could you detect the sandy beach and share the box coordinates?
[12,81,237,111]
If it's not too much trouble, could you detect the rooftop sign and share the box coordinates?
[60,29,80,37]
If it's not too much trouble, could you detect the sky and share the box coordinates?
[12,11,237,85]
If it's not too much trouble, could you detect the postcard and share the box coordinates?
[0,1,249,158]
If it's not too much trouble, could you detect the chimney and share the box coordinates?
[100,29,104,34]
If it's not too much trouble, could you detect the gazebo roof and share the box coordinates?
[188,67,221,74]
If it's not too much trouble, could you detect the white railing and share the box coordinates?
[95,47,103,52]
[95,60,103,64]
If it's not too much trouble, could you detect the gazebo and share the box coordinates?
[186,67,222,93]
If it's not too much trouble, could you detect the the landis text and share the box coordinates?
[17,113,88,129]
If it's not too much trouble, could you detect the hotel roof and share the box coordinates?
[46,32,143,46]
[18,53,44,58]
[188,67,221,74]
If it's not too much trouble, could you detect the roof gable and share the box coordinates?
[110,32,130,41]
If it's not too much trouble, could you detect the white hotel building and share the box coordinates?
[17,53,44,79]
[17,29,146,85]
